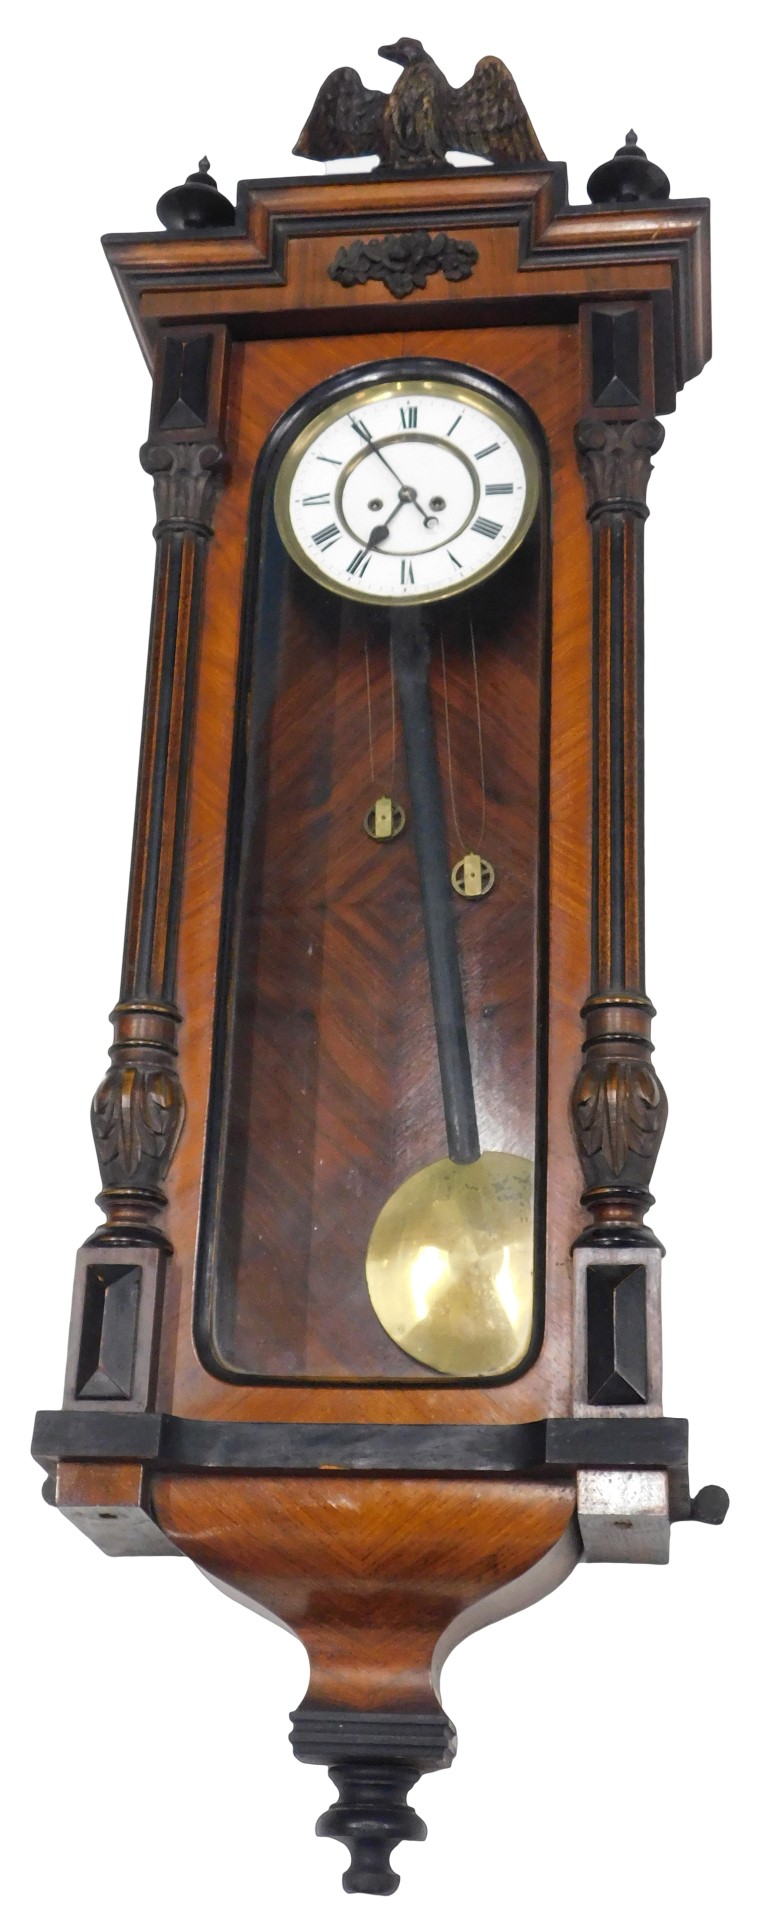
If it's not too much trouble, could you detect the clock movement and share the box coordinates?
[33,37,728,1896]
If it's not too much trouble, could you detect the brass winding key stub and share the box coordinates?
[364,796,406,840]
[451,852,494,897]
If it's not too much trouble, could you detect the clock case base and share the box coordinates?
[35,1410,723,1880]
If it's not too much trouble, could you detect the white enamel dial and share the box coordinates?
[273,376,540,606]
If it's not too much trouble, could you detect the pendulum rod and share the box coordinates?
[390,607,480,1166]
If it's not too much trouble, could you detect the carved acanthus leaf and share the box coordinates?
[575,417,665,514]
[91,1063,185,1185]
[139,438,225,532]
[571,1057,667,1183]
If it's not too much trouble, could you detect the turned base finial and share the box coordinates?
[317,1763,426,1896]
[290,1705,456,1893]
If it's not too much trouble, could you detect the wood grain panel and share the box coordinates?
[153,1473,577,1712]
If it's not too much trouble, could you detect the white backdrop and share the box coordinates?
[4,3,752,1916]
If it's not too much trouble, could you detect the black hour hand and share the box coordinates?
[367,497,404,547]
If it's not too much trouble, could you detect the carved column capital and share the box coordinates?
[575,415,665,517]
[139,436,226,535]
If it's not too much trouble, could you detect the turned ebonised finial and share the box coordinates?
[316,1763,426,1896]
[156,155,236,232]
[587,129,670,205]
[290,1705,456,1894]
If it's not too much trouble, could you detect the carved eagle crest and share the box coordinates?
[293,38,545,173]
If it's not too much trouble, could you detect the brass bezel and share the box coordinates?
[273,376,541,607]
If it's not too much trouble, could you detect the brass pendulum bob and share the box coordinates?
[365,609,534,1378]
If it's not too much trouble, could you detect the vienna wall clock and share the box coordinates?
[33,37,727,1896]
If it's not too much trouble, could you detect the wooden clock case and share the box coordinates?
[32,102,724,1893]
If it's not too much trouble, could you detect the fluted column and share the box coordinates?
[89,327,229,1246]
[570,414,668,1246]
